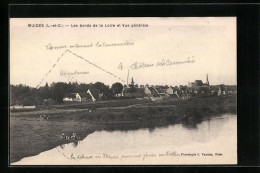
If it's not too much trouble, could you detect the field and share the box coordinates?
[10,95,237,163]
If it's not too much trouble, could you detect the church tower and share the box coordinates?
[206,74,209,85]
[131,77,135,88]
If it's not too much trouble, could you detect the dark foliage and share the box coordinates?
[111,82,123,96]
[10,81,122,106]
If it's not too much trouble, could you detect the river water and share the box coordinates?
[12,114,237,165]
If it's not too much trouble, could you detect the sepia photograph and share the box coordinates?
[9,17,237,165]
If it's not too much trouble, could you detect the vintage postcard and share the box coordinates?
[9,17,237,165]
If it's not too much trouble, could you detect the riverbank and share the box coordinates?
[10,95,236,163]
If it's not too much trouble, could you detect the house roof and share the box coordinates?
[155,87,169,93]
[88,89,101,99]
[78,92,92,99]
[146,87,159,96]
[194,80,203,86]
[171,87,179,92]
[174,90,183,97]
[64,92,92,99]
[147,87,158,93]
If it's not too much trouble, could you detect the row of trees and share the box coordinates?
[10,82,123,106]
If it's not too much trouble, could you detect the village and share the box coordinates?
[10,73,237,112]
[61,74,237,104]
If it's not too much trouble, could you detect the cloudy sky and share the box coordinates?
[10,17,236,87]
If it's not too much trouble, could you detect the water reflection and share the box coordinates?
[60,141,79,148]
[59,144,65,149]
[13,114,237,165]
[62,114,233,149]
[148,127,156,132]
[72,141,79,148]
[97,116,210,132]
[182,121,198,129]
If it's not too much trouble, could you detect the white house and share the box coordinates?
[87,89,103,101]
[144,86,159,97]
[63,93,92,102]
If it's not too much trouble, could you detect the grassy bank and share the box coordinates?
[10,95,236,163]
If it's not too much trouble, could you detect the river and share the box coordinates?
[12,114,237,165]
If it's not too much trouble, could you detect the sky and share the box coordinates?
[10,17,237,87]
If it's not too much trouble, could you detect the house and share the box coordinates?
[155,86,178,96]
[173,90,181,98]
[155,86,168,96]
[188,80,203,87]
[144,86,159,97]
[174,86,191,99]
[190,86,210,96]
[188,74,210,87]
[11,105,36,110]
[188,74,211,97]
[63,89,103,102]
[217,85,227,96]
[165,87,174,95]
[63,93,92,102]
[226,85,237,94]
[79,92,93,102]
[209,85,219,96]
[188,80,210,97]
[122,77,145,98]
[153,86,178,97]
[87,89,103,101]
[63,93,81,102]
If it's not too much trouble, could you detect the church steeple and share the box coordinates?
[206,74,209,85]
[131,77,135,88]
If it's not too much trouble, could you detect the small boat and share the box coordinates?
[60,133,66,139]
[61,132,80,141]
[71,133,80,141]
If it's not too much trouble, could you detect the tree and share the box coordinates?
[93,82,110,93]
[39,83,51,99]
[50,82,66,104]
[10,84,32,105]
[10,84,44,106]
[111,82,123,96]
